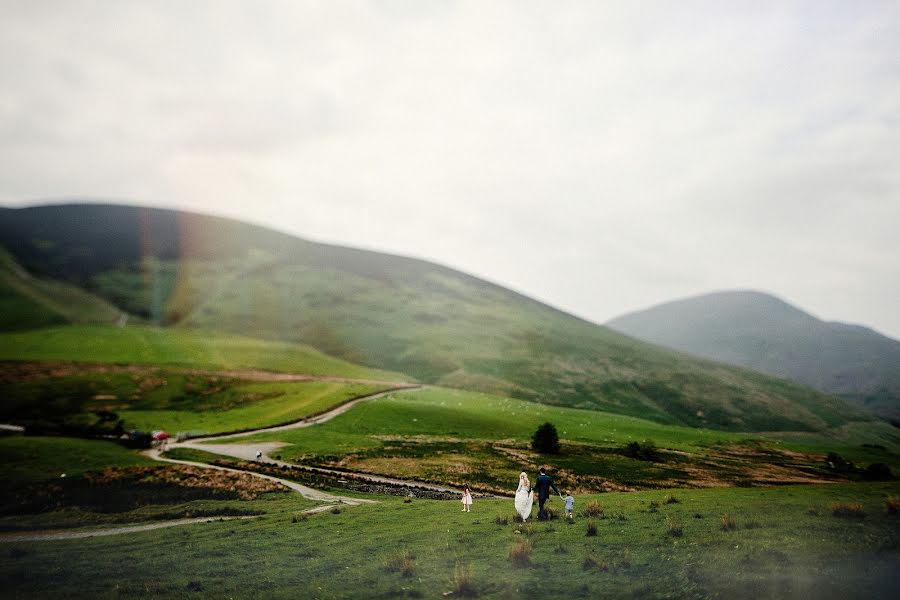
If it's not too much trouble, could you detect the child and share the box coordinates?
[564,490,575,520]
[461,485,473,512]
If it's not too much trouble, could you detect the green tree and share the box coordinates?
[531,422,560,454]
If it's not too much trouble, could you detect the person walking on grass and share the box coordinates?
[461,485,473,512]
[564,490,575,520]
[533,467,561,520]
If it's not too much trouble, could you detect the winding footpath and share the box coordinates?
[1,383,456,543]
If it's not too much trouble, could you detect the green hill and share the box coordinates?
[0,203,872,432]
[0,247,124,330]
[607,291,900,424]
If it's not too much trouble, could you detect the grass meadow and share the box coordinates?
[234,387,900,493]
[0,325,408,381]
[1,481,898,599]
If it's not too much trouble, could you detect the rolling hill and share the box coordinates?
[607,291,900,424]
[0,203,872,432]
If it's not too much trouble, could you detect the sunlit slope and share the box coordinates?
[0,204,871,431]
[0,247,123,330]
[0,325,407,381]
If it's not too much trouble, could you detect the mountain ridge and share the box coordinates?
[607,290,900,423]
[0,202,873,432]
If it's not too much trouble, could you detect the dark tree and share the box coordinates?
[531,422,560,454]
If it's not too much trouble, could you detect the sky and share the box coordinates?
[1,1,899,339]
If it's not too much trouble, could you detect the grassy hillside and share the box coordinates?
[0,204,873,432]
[608,291,900,423]
[0,248,124,331]
[236,386,899,493]
[0,325,407,382]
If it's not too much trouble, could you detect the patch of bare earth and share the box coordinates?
[86,465,288,499]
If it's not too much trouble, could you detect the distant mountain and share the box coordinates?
[607,291,900,424]
[0,204,872,432]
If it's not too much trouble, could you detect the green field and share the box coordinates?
[0,325,408,381]
[2,480,898,599]
[231,387,900,493]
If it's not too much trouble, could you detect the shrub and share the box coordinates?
[886,496,900,515]
[831,502,865,518]
[586,519,598,537]
[495,514,509,526]
[721,513,737,531]
[520,523,536,537]
[453,563,478,596]
[862,463,893,481]
[581,500,604,518]
[623,440,662,462]
[664,494,679,504]
[330,506,342,515]
[666,515,683,537]
[385,550,416,578]
[648,500,660,513]
[582,555,608,571]
[531,422,561,454]
[508,540,533,568]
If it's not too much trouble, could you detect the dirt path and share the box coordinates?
[0,517,255,543]
[188,385,421,442]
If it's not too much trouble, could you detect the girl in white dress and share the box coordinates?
[514,472,533,521]
[461,485,473,512]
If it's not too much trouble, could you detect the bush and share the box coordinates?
[495,514,509,525]
[666,515,683,537]
[721,513,737,531]
[508,540,533,568]
[581,500,604,518]
[862,463,893,481]
[586,519,598,537]
[582,555,608,571]
[531,422,561,454]
[664,494,679,504]
[623,440,662,462]
[453,563,478,596]
[831,502,865,518]
[648,500,660,513]
[385,550,416,578]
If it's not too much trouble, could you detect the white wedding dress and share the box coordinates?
[514,473,533,521]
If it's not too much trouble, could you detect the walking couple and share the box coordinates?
[514,467,561,522]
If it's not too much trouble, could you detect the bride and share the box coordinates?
[514,472,533,521]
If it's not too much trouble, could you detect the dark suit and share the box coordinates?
[533,473,560,518]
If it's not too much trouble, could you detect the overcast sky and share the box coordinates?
[2,1,898,339]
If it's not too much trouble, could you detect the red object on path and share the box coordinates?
[151,431,169,440]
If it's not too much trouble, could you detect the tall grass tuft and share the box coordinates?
[586,519,598,537]
[831,502,865,518]
[508,540,533,568]
[664,494,679,504]
[495,514,509,526]
[453,563,478,596]
[666,515,683,537]
[885,496,900,515]
[582,555,608,571]
[385,550,416,578]
[720,513,737,531]
[648,500,660,513]
[582,500,604,518]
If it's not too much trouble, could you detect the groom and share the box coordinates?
[533,466,561,520]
